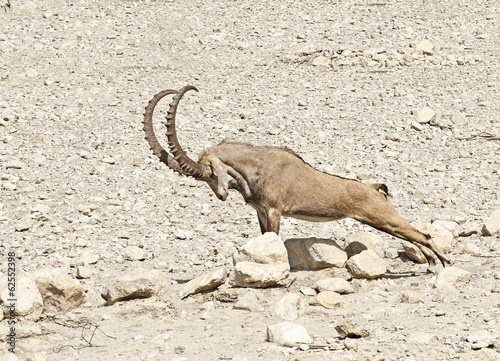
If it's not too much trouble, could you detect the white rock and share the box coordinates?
[433,220,460,238]
[299,286,317,296]
[124,246,146,261]
[275,293,306,321]
[416,40,434,54]
[409,331,434,343]
[79,250,99,265]
[231,262,290,288]
[471,348,500,361]
[344,232,384,258]
[346,249,386,279]
[101,268,170,305]
[433,267,471,289]
[482,208,500,236]
[25,353,48,361]
[5,160,24,169]
[411,120,424,131]
[460,221,479,237]
[233,232,288,264]
[179,268,227,299]
[0,272,43,319]
[467,330,496,349]
[416,107,435,124]
[315,291,341,309]
[233,291,263,312]
[231,233,290,287]
[285,237,347,270]
[314,277,354,294]
[34,274,86,314]
[76,266,92,279]
[312,55,331,67]
[267,321,312,346]
[335,319,369,339]
[400,290,424,304]
[0,353,19,361]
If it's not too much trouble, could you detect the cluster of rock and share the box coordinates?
[1,220,495,352]
[305,40,483,70]
[0,270,86,320]
[5,209,498,324]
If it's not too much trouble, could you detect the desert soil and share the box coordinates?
[1,0,499,360]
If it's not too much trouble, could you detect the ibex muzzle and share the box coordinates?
[143,86,450,272]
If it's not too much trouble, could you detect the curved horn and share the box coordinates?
[143,89,184,174]
[166,85,206,178]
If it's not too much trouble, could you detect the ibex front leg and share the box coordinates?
[257,208,281,234]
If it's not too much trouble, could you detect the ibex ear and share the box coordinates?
[208,157,223,177]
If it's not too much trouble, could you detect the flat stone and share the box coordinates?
[180,268,227,299]
[401,290,424,304]
[101,268,170,305]
[312,55,331,67]
[314,277,354,294]
[233,291,263,312]
[409,331,434,343]
[315,291,341,309]
[335,319,369,339]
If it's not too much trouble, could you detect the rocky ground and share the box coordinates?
[1,0,499,360]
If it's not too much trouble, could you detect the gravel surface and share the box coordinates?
[1,0,499,360]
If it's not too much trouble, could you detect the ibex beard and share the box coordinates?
[143,85,450,273]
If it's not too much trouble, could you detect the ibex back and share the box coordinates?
[143,85,450,272]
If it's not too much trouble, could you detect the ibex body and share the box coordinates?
[143,86,450,272]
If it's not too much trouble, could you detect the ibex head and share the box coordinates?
[143,85,229,201]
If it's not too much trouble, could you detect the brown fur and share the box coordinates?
[144,86,450,272]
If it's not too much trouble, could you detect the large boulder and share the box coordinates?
[285,238,347,270]
[231,233,290,288]
[346,249,386,279]
[482,208,500,236]
[0,271,43,320]
[180,268,227,299]
[344,232,384,258]
[34,272,86,314]
[267,322,312,346]
[433,267,471,289]
[101,268,170,305]
[233,232,288,264]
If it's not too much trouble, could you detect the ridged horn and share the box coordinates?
[165,85,206,178]
[143,89,184,174]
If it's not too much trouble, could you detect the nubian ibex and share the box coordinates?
[143,85,450,272]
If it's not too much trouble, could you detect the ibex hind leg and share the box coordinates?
[355,201,450,268]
